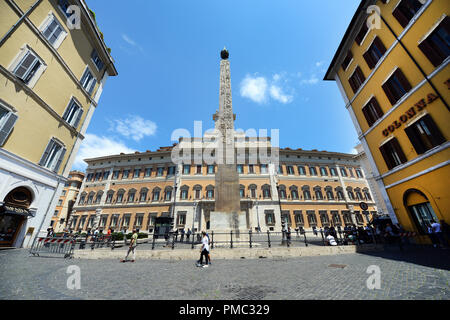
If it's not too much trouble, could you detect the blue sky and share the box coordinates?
[73,0,361,170]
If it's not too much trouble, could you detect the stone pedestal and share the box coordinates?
[210,211,249,247]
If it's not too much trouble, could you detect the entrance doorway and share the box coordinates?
[154,217,172,239]
[404,189,439,234]
[0,187,33,247]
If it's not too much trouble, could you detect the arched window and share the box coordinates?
[314,186,323,200]
[302,186,311,200]
[105,190,114,203]
[239,185,245,198]
[278,185,287,199]
[152,187,161,201]
[404,189,439,235]
[116,189,125,203]
[79,192,87,205]
[139,188,148,202]
[347,187,355,200]
[355,188,363,201]
[262,184,271,199]
[164,187,173,201]
[95,191,103,204]
[363,188,372,201]
[325,186,334,200]
[206,185,214,199]
[193,185,202,200]
[336,187,345,200]
[249,184,257,198]
[289,186,299,200]
[180,185,189,200]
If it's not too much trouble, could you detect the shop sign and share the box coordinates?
[382,93,438,137]
[0,205,31,216]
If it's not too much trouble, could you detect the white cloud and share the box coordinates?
[121,33,145,54]
[122,34,136,46]
[349,147,358,155]
[301,74,319,85]
[110,115,157,142]
[73,134,135,170]
[315,61,325,67]
[240,75,268,104]
[269,85,293,104]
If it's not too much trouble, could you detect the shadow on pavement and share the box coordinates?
[356,245,450,271]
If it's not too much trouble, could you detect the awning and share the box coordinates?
[0,205,32,217]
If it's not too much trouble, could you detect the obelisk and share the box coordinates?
[210,48,247,234]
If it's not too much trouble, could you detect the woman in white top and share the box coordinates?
[197,231,210,267]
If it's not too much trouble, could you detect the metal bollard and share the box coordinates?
[152,233,156,250]
[320,229,325,246]
[171,232,175,250]
[211,231,214,250]
[304,232,308,247]
[249,230,252,248]
[191,231,195,249]
[267,230,271,248]
[230,231,233,249]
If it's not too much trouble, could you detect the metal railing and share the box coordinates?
[29,237,76,258]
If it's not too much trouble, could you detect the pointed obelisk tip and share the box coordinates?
[220,47,229,60]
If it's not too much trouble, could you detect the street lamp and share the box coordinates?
[255,199,261,233]
[276,182,287,245]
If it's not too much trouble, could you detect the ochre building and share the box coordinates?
[324,0,449,239]
[0,0,117,247]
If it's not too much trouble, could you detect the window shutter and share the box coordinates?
[14,52,37,80]
[39,139,55,166]
[356,67,366,83]
[382,81,397,105]
[62,102,72,121]
[395,69,412,92]
[374,37,387,55]
[393,7,409,28]
[349,76,357,93]
[405,124,426,155]
[73,107,83,129]
[422,114,446,146]
[363,50,375,69]
[391,138,407,164]
[379,143,394,170]
[418,39,444,67]
[372,97,384,118]
[0,113,18,146]
[362,104,375,127]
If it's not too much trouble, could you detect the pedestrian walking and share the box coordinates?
[180,228,185,242]
[196,231,210,268]
[186,228,191,242]
[431,220,446,248]
[206,231,212,265]
[121,229,138,262]
[426,223,439,248]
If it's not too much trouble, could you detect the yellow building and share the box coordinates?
[0,0,117,247]
[324,0,449,240]
[50,170,84,232]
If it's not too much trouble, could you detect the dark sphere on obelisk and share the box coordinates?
[220,48,229,60]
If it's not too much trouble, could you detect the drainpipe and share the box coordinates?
[0,0,42,47]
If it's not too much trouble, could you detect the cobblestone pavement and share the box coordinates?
[0,247,449,300]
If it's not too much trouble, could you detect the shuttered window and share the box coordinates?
[363,37,387,69]
[13,51,42,84]
[0,105,18,146]
[348,66,366,94]
[91,50,104,71]
[393,0,423,28]
[405,114,446,155]
[355,22,369,45]
[379,138,407,170]
[341,51,353,70]
[39,138,66,173]
[382,68,412,105]
[362,97,384,127]
[80,67,96,94]
[418,16,450,67]
[62,99,83,129]
[42,18,64,46]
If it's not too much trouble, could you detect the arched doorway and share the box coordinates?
[403,189,439,235]
[0,187,33,247]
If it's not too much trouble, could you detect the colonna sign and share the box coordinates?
[382,93,438,137]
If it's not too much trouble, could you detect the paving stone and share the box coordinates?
[0,248,449,300]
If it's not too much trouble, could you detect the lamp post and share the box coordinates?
[255,199,261,233]
[276,183,287,245]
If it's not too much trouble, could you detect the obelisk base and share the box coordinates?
[209,211,250,247]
